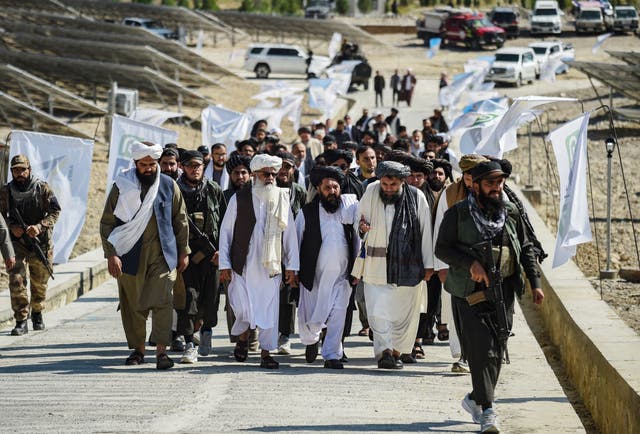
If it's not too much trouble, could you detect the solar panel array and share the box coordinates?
[606,51,640,67]
[567,60,640,102]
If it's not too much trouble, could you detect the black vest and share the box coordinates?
[299,197,355,291]
[230,185,256,275]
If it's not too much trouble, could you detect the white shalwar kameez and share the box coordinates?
[358,184,434,360]
[295,195,358,361]
[219,192,299,351]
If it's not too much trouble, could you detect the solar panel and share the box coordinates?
[606,51,640,67]
[567,60,640,102]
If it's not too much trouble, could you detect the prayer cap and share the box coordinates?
[226,154,253,174]
[323,149,353,165]
[376,160,411,179]
[131,141,163,160]
[471,161,508,183]
[309,165,345,188]
[459,154,489,173]
[250,154,282,173]
[180,150,204,165]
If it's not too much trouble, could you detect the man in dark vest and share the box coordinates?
[435,160,544,433]
[174,150,227,363]
[218,154,299,370]
[100,141,190,370]
[295,166,359,370]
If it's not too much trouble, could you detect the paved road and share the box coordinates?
[0,277,584,433]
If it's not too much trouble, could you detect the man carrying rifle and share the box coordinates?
[435,160,544,434]
[0,155,60,336]
[175,150,226,363]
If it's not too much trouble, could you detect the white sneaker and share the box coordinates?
[461,393,483,424]
[452,358,470,373]
[480,408,500,433]
[199,330,212,356]
[180,342,198,364]
[277,334,291,355]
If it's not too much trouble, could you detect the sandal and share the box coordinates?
[437,324,449,341]
[412,344,425,359]
[358,327,369,337]
[125,350,145,366]
[234,340,249,362]
[260,354,279,369]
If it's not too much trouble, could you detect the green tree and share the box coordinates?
[201,0,218,10]
[132,0,154,4]
[178,0,194,6]
[162,0,177,5]
[336,0,349,14]
[358,0,372,13]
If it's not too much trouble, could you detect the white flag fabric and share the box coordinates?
[108,115,178,191]
[328,32,343,60]
[548,112,593,268]
[592,32,613,54]
[426,37,442,59]
[474,96,577,158]
[201,105,251,149]
[280,93,304,132]
[130,108,183,126]
[8,130,94,264]
[246,106,287,132]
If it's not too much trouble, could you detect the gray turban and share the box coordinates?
[376,160,411,179]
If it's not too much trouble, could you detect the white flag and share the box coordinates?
[592,32,613,54]
[201,105,251,149]
[130,108,183,126]
[328,32,342,60]
[548,112,593,268]
[474,96,577,158]
[9,131,94,264]
[108,115,178,191]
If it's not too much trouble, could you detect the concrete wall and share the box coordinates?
[516,183,640,434]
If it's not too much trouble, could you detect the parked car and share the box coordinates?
[305,0,333,19]
[487,47,538,87]
[575,5,612,33]
[416,7,471,44]
[122,17,177,39]
[489,7,520,38]
[528,41,574,76]
[443,12,506,50]
[530,0,563,35]
[243,44,330,78]
[612,5,638,33]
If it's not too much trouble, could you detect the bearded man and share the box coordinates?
[174,150,226,363]
[296,166,359,369]
[435,161,544,433]
[159,148,181,180]
[352,161,433,370]
[0,155,58,336]
[101,141,190,370]
[223,154,252,203]
[218,154,299,369]
[204,143,229,190]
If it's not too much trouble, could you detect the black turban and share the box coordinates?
[431,158,452,179]
[309,165,345,188]
[376,161,411,179]
[226,154,252,174]
[407,156,433,175]
[323,148,353,165]
[180,150,203,165]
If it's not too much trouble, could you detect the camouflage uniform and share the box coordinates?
[0,172,61,322]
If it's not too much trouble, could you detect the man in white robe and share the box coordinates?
[295,166,359,370]
[219,154,298,369]
[352,161,434,369]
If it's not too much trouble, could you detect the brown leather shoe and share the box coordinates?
[156,353,174,370]
[260,354,279,369]
[125,350,145,366]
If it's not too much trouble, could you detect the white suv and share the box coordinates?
[487,47,538,87]
[243,44,330,79]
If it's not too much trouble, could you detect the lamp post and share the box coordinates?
[600,137,617,279]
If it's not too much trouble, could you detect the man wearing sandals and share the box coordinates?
[218,154,299,369]
[101,141,190,370]
[435,161,544,433]
[352,161,434,370]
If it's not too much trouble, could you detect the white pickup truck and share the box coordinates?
[528,41,574,76]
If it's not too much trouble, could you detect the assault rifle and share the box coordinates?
[11,208,54,280]
[504,185,547,264]
[187,215,217,265]
[470,239,510,364]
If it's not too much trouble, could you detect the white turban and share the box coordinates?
[250,154,282,172]
[131,141,163,160]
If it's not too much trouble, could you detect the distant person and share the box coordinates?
[306,49,314,78]
[400,69,417,107]
[390,69,401,106]
[374,70,386,107]
[391,0,399,17]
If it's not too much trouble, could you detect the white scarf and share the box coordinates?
[108,166,160,256]
[253,180,290,277]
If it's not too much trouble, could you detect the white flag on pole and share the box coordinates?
[8,130,94,264]
[130,108,183,126]
[108,115,178,191]
[592,32,613,54]
[548,112,593,268]
[201,105,251,149]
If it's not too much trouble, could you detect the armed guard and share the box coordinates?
[0,155,61,335]
[435,160,544,433]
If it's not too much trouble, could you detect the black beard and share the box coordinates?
[162,170,179,180]
[136,169,157,187]
[379,188,402,205]
[14,176,30,191]
[478,189,505,217]
[427,177,444,192]
[276,178,292,188]
[319,193,340,213]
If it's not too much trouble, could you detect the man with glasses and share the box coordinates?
[219,154,299,369]
[174,150,227,363]
[204,143,229,190]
